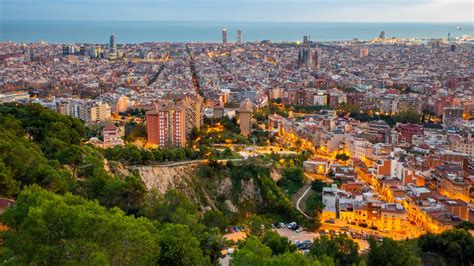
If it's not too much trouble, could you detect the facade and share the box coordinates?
[146,104,186,148]
[103,124,124,148]
[238,99,253,137]
[394,123,424,144]
[146,95,203,148]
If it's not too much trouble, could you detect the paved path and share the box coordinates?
[295,184,312,219]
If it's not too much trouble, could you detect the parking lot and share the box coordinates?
[275,227,369,253]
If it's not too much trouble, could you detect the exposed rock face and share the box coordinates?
[108,161,257,213]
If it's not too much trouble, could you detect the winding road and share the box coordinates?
[295,184,312,219]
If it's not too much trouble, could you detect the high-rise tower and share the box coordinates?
[109,34,117,60]
[237,29,242,44]
[222,28,227,44]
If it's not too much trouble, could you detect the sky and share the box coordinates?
[1,0,473,22]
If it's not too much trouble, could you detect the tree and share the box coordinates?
[157,224,207,266]
[140,190,201,231]
[202,210,228,231]
[0,186,160,265]
[262,231,295,255]
[310,235,360,265]
[418,229,474,266]
[455,221,474,231]
[335,153,350,162]
[368,237,420,266]
[232,236,273,266]
[278,167,305,195]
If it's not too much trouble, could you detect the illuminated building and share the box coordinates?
[146,103,186,147]
[146,95,203,148]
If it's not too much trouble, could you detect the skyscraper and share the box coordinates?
[379,31,386,39]
[222,28,227,44]
[237,29,242,44]
[109,34,117,60]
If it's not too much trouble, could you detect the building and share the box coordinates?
[368,120,391,143]
[443,107,463,126]
[146,103,186,148]
[222,28,227,44]
[103,124,124,148]
[360,47,369,58]
[237,29,242,44]
[394,123,424,144]
[109,34,117,60]
[146,95,203,148]
[238,99,253,137]
[303,158,330,174]
[0,91,29,103]
[297,36,320,70]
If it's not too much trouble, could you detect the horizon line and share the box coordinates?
[2,19,472,24]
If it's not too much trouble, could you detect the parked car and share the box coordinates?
[279,222,285,228]
[296,228,303,233]
[287,222,298,230]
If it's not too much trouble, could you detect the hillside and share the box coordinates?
[108,159,304,223]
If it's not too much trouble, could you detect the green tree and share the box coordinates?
[0,186,160,265]
[232,236,273,265]
[202,210,228,231]
[140,189,201,231]
[262,231,295,255]
[158,224,207,265]
[418,229,474,266]
[335,153,350,162]
[368,237,420,266]
[310,235,360,265]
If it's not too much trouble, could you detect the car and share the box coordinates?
[234,226,240,232]
[271,224,276,229]
[287,222,298,230]
[279,222,285,228]
[325,219,335,224]
[229,227,235,233]
[227,248,235,254]
[296,228,303,233]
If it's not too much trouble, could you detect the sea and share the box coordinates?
[1,20,473,44]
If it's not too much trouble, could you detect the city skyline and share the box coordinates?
[1,0,472,22]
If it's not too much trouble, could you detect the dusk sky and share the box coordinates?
[1,0,472,22]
